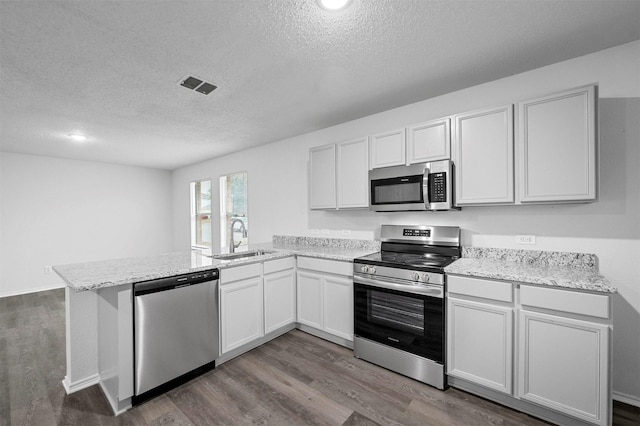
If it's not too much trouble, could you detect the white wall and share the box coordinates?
[172,41,640,403]
[0,152,174,297]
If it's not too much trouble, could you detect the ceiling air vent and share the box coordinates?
[178,74,217,95]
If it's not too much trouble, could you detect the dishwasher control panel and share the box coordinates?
[134,269,219,296]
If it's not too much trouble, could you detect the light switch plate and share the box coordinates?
[515,235,536,245]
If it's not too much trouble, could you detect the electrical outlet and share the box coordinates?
[515,235,536,245]
[44,266,52,274]
[341,229,351,236]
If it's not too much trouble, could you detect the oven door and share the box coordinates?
[354,275,444,363]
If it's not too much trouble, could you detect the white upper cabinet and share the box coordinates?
[336,137,369,209]
[309,138,368,210]
[518,85,597,203]
[309,144,336,209]
[453,105,514,205]
[370,128,406,169]
[407,118,451,164]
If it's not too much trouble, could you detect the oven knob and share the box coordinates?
[361,265,369,273]
[411,272,420,281]
[369,266,376,274]
[422,273,431,283]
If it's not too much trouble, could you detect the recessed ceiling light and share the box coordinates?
[318,0,351,11]
[67,134,88,142]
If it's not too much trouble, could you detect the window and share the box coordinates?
[220,172,248,253]
[190,179,212,249]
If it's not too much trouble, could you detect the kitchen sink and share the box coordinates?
[210,249,274,261]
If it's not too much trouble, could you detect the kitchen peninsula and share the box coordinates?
[55,236,615,425]
[54,236,380,414]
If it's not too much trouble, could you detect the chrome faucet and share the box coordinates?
[229,218,247,253]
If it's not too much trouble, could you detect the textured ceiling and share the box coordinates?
[1,0,639,170]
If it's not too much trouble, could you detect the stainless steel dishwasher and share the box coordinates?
[132,269,219,405]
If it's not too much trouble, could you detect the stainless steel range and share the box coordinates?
[353,224,461,389]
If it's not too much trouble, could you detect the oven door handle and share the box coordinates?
[354,275,443,298]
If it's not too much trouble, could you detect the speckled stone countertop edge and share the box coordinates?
[53,263,220,292]
[445,258,616,294]
[55,238,380,292]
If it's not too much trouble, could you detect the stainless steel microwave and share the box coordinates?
[369,160,459,211]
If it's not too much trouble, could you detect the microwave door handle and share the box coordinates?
[423,166,430,209]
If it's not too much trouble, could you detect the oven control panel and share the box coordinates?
[402,228,431,237]
[354,263,444,286]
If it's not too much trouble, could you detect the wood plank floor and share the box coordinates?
[1,289,639,425]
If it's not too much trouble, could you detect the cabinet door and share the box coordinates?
[323,275,353,341]
[407,118,451,164]
[370,129,406,169]
[518,85,596,203]
[447,298,513,394]
[264,269,296,334]
[518,310,609,426]
[453,105,514,205]
[296,270,323,329]
[220,277,264,354]
[309,144,336,209]
[337,137,369,209]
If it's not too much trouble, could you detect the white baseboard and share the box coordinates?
[1,283,65,298]
[62,373,100,394]
[613,390,640,408]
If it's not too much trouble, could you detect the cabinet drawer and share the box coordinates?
[264,257,295,274]
[220,263,262,284]
[448,275,512,302]
[297,256,352,277]
[520,285,610,319]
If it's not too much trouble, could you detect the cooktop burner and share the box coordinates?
[356,251,458,272]
[354,224,461,273]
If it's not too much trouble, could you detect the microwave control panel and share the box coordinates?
[429,172,447,202]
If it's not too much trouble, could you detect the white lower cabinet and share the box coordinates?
[323,274,353,341]
[518,289,610,426]
[263,259,296,334]
[297,270,324,329]
[219,257,297,362]
[296,257,353,344]
[447,297,513,394]
[518,311,609,425]
[447,274,611,426]
[219,263,264,354]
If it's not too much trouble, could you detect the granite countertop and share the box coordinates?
[55,237,616,294]
[54,236,380,292]
[445,247,616,294]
